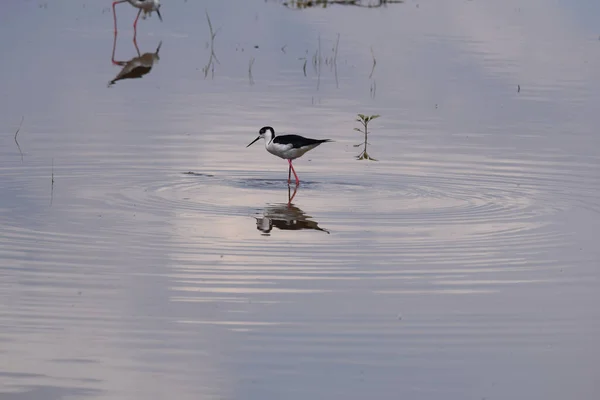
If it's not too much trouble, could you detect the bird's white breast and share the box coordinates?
[266,142,295,159]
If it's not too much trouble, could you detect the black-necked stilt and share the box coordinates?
[112,0,162,35]
[246,126,332,185]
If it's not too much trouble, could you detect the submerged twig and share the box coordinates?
[299,34,340,87]
[369,46,377,79]
[202,10,220,79]
[50,158,55,206]
[299,50,308,77]
[333,33,340,88]
[316,35,322,90]
[248,56,255,85]
[14,116,24,162]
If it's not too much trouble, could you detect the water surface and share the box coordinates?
[1,0,599,399]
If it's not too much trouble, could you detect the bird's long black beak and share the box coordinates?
[156,8,163,22]
[246,136,260,148]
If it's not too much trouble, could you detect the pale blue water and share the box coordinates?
[1,1,599,399]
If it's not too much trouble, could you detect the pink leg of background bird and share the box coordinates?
[111,31,120,65]
[112,0,126,35]
[133,9,142,31]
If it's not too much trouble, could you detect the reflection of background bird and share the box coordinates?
[109,41,161,87]
[254,185,329,235]
[112,0,162,35]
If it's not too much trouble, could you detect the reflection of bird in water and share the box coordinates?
[246,126,332,185]
[255,185,330,236]
[112,0,162,36]
[109,38,161,87]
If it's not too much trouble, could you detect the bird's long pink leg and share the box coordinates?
[288,159,300,185]
[112,0,126,35]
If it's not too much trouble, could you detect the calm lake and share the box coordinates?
[1,0,599,399]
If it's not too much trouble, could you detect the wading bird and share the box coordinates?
[112,0,162,35]
[246,126,332,185]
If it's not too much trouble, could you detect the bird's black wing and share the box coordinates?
[273,134,331,149]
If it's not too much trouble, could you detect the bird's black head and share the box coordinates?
[259,126,275,137]
[247,126,275,148]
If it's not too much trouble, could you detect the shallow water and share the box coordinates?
[1,0,599,399]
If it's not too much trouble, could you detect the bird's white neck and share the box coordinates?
[263,130,275,146]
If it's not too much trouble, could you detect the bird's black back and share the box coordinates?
[272,134,332,149]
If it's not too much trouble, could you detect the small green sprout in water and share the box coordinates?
[354,113,379,161]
